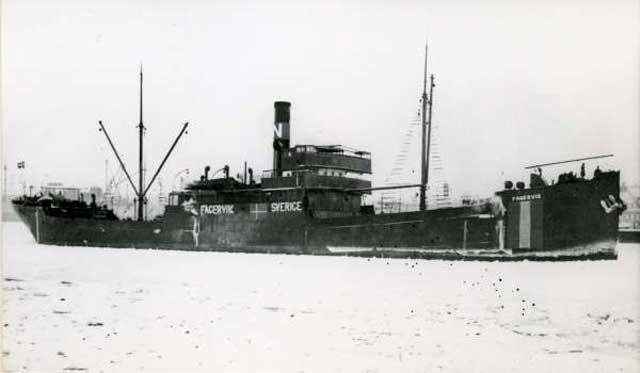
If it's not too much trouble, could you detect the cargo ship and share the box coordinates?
[11,57,626,261]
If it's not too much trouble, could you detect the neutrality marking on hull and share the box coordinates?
[270,201,303,212]
[200,204,234,215]
[250,203,269,220]
[512,194,542,202]
[519,201,531,249]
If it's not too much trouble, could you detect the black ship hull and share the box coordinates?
[12,171,622,261]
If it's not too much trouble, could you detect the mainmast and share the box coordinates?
[419,44,436,212]
[425,74,435,198]
[137,66,145,221]
[419,44,428,211]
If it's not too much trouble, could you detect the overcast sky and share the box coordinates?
[2,0,638,200]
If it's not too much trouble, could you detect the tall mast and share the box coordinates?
[137,66,145,221]
[99,68,189,222]
[425,74,435,202]
[419,44,428,211]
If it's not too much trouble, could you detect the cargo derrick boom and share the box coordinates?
[98,68,189,221]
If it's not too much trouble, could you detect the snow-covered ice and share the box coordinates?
[2,221,639,372]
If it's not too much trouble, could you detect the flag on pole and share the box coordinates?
[17,161,25,169]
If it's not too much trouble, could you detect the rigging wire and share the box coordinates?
[379,96,453,212]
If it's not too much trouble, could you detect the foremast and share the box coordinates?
[137,67,145,221]
[98,68,189,221]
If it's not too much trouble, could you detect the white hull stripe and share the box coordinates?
[519,201,531,248]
